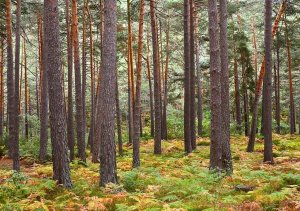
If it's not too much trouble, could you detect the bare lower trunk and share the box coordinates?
[72,0,86,162]
[219,0,232,173]
[132,0,145,168]
[39,13,49,161]
[184,0,192,153]
[208,0,223,169]
[44,0,72,187]
[150,0,162,155]
[97,0,118,186]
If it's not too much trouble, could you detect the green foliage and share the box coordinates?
[122,170,139,192]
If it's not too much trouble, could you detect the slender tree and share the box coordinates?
[82,1,87,142]
[39,13,49,161]
[195,13,203,137]
[13,0,21,171]
[6,0,16,162]
[24,39,29,139]
[146,27,154,137]
[97,0,118,186]
[116,70,123,157]
[220,0,232,173]
[233,50,242,133]
[71,0,86,162]
[127,0,134,144]
[0,40,3,138]
[161,16,169,140]
[262,0,273,163]
[208,0,222,169]
[247,0,286,152]
[183,0,192,153]
[189,0,196,149]
[65,0,75,161]
[150,0,162,155]
[284,16,296,135]
[132,0,145,168]
[275,32,281,134]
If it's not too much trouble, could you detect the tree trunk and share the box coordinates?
[189,0,196,149]
[65,0,75,161]
[24,39,29,139]
[150,0,162,155]
[39,13,49,161]
[219,0,232,173]
[97,0,118,186]
[275,32,281,134]
[162,16,169,140]
[284,17,296,135]
[44,0,72,187]
[208,0,223,169]
[263,0,273,163]
[252,17,258,84]
[82,1,87,147]
[86,4,94,151]
[146,28,154,137]
[132,0,145,168]
[14,0,21,171]
[0,40,3,138]
[127,0,134,144]
[195,14,203,137]
[241,50,250,137]
[184,0,192,153]
[247,0,286,152]
[71,0,86,162]
[116,70,123,157]
[6,0,16,161]
[35,67,40,119]
[233,53,242,133]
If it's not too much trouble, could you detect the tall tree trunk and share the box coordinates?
[132,0,145,168]
[252,17,258,84]
[184,0,192,153]
[6,0,16,162]
[195,14,203,137]
[82,1,87,144]
[44,0,72,187]
[0,40,3,138]
[87,4,94,150]
[92,0,104,162]
[275,32,281,134]
[247,0,286,152]
[161,15,169,140]
[97,0,118,186]
[127,0,134,144]
[284,17,296,134]
[146,28,154,137]
[14,0,21,171]
[189,0,196,149]
[219,0,232,173]
[208,0,223,169]
[35,67,40,119]
[263,0,273,163]
[24,39,29,139]
[116,70,123,157]
[66,0,75,161]
[39,13,49,161]
[71,0,86,162]
[241,50,250,137]
[150,0,162,155]
[233,52,242,133]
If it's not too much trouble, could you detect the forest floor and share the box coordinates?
[0,134,300,210]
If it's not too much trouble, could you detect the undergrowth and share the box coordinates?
[0,134,300,210]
